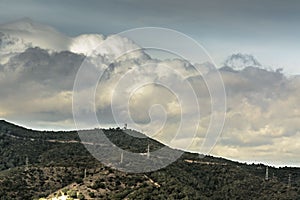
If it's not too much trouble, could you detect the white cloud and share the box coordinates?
[0,19,300,166]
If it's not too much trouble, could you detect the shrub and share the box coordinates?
[88,192,95,198]
[77,193,85,200]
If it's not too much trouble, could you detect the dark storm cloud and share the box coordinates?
[0,47,84,93]
[1,0,300,74]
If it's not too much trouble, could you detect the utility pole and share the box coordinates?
[265,166,269,181]
[120,152,124,164]
[25,156,29,171]
[84,168,87,179]
[288,174,291,187]
[147,144,150,159]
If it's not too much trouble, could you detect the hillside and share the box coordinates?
[0,120,299,199]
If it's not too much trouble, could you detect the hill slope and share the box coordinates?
[0,120,299,199]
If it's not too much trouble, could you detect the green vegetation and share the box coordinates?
[0,120,299,199]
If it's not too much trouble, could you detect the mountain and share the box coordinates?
[0,120,299,199]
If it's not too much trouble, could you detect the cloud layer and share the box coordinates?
[0,19,299,166]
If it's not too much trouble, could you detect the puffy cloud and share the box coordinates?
[211,65,300,166]
[0,19,300,166]
[0,18,71,55]
[224,53,261,70]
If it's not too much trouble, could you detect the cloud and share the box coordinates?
[211,66,300,166]
[224,53,261,70]
[0,18,71,53]
[0,19,300,166]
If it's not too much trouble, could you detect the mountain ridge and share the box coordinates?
[0,120,300,199]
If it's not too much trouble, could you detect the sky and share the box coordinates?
[0,0,300,74]
[0,0,300,167]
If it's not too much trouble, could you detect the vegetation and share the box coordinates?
[0,120,299,199]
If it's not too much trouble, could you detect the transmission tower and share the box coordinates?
[147,144,150,159]
[25,156,29,171]
[288,174,291,187]
[120,152,124,164]
[265,166,269,181]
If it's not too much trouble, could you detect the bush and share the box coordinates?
[88,192,95,198]
[67,190,77,198]
[77,193,85,200]
[99,183,106,189]
[75,178,83,184]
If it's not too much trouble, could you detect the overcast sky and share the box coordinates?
[0,0,300,74]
